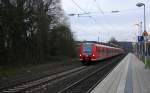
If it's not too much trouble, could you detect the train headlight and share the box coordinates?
[80,54,82,57]
[92,54,95,57]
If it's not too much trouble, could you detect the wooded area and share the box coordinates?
[0,0,76,66]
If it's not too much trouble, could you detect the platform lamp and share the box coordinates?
[136,2,149,69]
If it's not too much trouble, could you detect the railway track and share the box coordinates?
[1,66,87,93]
[29,55,125,93]
[1,55,125,93]
[58,55,124,93]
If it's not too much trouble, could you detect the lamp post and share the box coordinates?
[136,2,148,68]
[136,3,146,32]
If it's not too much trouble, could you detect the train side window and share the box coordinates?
[110,49,112,54]
[104,48,106,54]
[106,48,108,54]
[96,46,99,54]
[107,48,108,54]
[103,48,105,54]
[101,47,103,54]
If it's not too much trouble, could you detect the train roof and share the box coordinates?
[81,41,121,50]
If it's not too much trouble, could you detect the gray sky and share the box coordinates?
[62,0,150,42]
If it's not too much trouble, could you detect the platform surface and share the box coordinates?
[91,53,150,93]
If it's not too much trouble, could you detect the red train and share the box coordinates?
[79,42,123,64]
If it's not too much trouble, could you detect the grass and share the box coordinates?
[140,56,150,68]
[147,57,150,68]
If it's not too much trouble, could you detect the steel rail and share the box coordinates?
[58,62,113,93]
[1,66,87,93]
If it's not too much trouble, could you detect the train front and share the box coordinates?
[79,43,96,64]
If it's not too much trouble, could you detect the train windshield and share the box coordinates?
[82,43,92,53]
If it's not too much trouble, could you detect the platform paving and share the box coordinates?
[91,53,150,93]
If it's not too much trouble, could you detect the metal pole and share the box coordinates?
[140,22,142,35]
[144,4,149,68]
[139,22,142,60]
[144,40,148,69]
[139,43,141,59]
[144,4,146,32]
[145,42,147,66]
[143,4,148,68]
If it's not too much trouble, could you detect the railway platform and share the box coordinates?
[91,53,150,93]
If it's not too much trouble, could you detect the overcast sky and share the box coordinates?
[62,0,150,42]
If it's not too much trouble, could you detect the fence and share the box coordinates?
[136,42,150,67]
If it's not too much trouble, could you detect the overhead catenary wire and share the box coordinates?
[69,0,150,42]
[93,0,104,14]
[70,0,113,42]
[91,0,116,40]
[71,0,112,31]
[92,0,116,31]
[69,7,149,16]
[71,0,97,23]
[90,7,148,15]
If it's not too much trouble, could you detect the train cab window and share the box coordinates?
[82,43,92,54]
